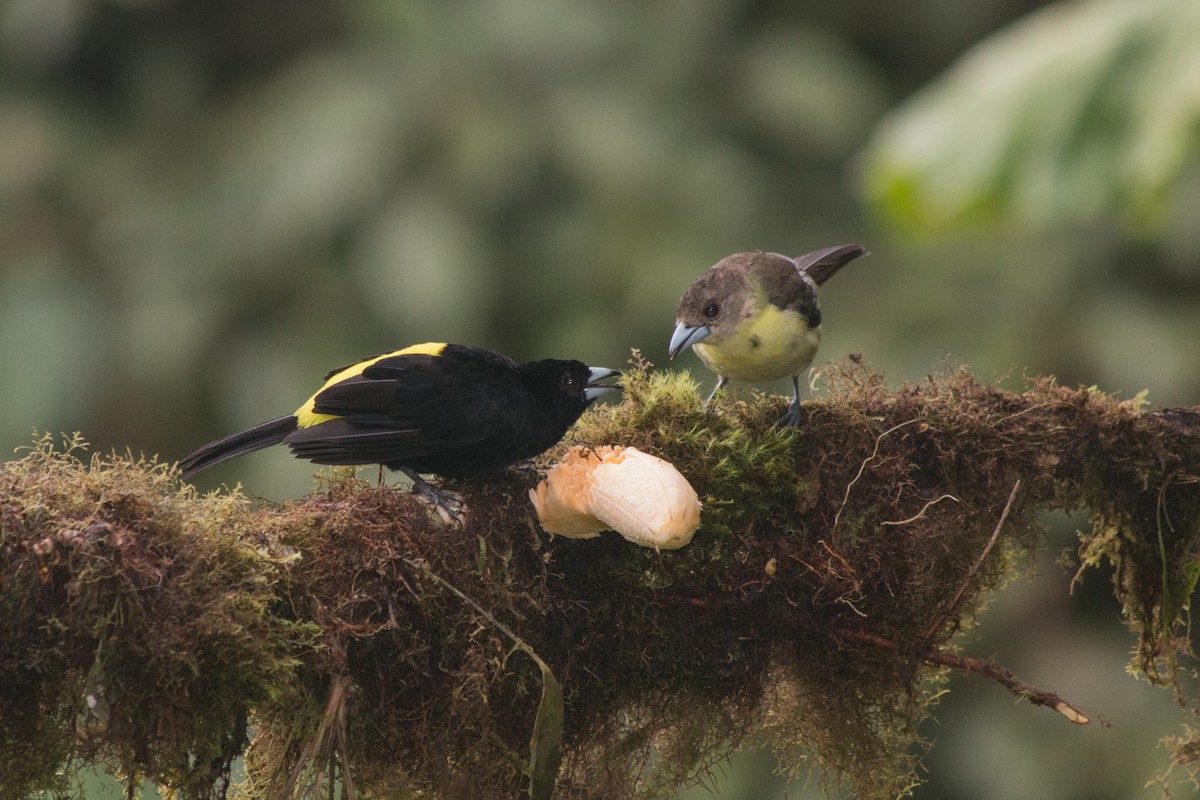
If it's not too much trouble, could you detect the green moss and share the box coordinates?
[0,434,318,800]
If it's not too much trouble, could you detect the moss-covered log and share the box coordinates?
[2,357,1199,800]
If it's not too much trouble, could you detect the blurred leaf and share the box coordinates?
[736,24,886,155]
[527,656,565,800]
[861,0,1200,237]
[0,0,90,70]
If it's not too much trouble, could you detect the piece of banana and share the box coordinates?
[529,445,701,550]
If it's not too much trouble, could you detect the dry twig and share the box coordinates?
[836,628,1088,725]
[922,480,1021,641]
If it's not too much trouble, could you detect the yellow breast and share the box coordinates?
[294,342,446,428]
[694,304,820,383]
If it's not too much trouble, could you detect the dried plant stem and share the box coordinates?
[836,628,1089,725]
[282,672,356,800]
[922,480,1021,641]
[833,418,921,533]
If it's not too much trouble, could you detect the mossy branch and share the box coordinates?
[3,356,1200,800]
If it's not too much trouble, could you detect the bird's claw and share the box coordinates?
[700,379,727,420]
[411,478,465,526]
[775,402,802,428]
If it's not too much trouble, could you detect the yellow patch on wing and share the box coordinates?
[694,302,820,383]
[294,342,446,428]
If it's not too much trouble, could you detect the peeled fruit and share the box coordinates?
[529,445,701,550]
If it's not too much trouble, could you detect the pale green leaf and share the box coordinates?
[861,0,1200,237]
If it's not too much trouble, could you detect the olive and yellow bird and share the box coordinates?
[179,342,620,511]
[668,244,868,427]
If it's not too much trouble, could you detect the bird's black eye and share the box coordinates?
[562,373,581,394]
[703,302,719,319]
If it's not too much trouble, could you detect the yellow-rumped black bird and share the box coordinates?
[179,342,620,513]
[668,244,868,427]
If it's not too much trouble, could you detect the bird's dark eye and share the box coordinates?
[703,302,719,319]
[563,373,581,394]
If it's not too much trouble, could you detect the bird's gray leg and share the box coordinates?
[776,375,803,428]
[702,376,729,417]
[397,466,463,524]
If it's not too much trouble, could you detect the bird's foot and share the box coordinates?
[411,477,465,525]
[774,402,803,428]
[510,460,543,478]
[700,379,727,420]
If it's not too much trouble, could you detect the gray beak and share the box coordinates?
[668,322,711,359]
[585,367,621,402]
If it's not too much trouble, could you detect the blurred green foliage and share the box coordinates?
[864,0,1200,238]
[2,0,1199,797]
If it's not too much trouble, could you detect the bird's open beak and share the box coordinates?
[585,367,622,402]
[668,322,711,359]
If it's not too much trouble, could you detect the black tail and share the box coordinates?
[178,415,298,479]
[795,243,869,287]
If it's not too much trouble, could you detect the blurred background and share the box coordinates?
[2,0,1198,797]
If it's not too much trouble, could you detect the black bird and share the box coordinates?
[179,342,620,513]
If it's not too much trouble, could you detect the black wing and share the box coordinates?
[283,418,435,466]
[283,347,527,475]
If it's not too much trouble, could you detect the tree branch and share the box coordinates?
[834,628,1089,724]
[3,360,1199,800]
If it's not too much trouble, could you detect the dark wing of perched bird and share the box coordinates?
[793,243,868,287]
[753,243,869,328]
[178,343,619,481]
